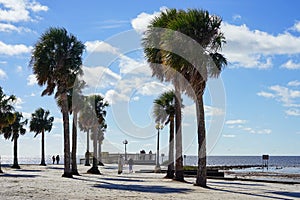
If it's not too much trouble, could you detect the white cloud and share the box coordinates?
[104,89,129,105]
[27,74,37,85]
[131,6,167,34]
[225,119,247,125]
[281,60,300,70]
[183,104,224,117]
[0,68,7,79]
[118,55,152,76]
[285,109,300,116]
[292,21,300,33]
[232,14,241,21]
[0,41,32,56]
[13,97,24,109]
[26,0,48,12]
[223,134,236,138]
[222,22,300,69]
[136,81,172,96]
[0,23,31,33]
[242,126,271,134]
[85,40,119,54]
[258,84,300,106]
[0,0,48,22]
[16,65,22,73]
[288,80,300,87]
[81,65,121,89]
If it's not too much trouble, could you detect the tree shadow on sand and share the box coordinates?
[208,181,295,200]
[0,173,39,178]
[93,180,192,194]
[269,191,300,199]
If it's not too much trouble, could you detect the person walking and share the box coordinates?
[128,158,134,173]
[56,155,60,164]
[52,156,55,164]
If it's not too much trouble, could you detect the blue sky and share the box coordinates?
[0,0,300,158]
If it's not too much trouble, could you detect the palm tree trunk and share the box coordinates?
[12,134,20,169]
[98,137,103,166]
[71,112,79,175]
[87,127,100,174]
[40,129,46,166]
[174,87,184,181]
[195,95,207,187]
[85,129,90,166]
[165,115,175,179]
[61,93,72,178]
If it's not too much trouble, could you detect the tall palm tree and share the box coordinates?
[153,90,176,179]
[29,108,54,166]
[1,112,27,169]
[0,87,16,129]
[144,9,227,187]
[143,9,185,182]
[30,27,85,178]
[57,79,85,175]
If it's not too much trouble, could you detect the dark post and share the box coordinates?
[0,156,3,173]
[154,123,163,172]
[123,140,128,161]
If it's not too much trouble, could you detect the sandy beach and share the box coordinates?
[0,164,299,200]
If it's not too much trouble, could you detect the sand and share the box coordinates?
[0,164,300,200]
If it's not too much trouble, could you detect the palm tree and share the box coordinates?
[143,9,185,182]
[78,104,92,166]
[144,9,227,187]
[0,87,16,173]
[30,27,85,178]
[1,112,27,169]
[57,79,85,175]
[0,87,16,129]
[81,95,108,174]
[153,90,176,179]
[29,108,54,166]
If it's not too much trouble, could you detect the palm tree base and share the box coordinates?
[11,164,20,169]
[193,183,208,188]
[62,172,73,178]
[87,167,101,174]
[72,170,80,176]
[173,170,184,182]
[84,163,91,166]
[164,169,175,179]
[98,161,104,166]
[40,163,47,166]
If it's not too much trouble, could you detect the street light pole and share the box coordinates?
[123,140,128,161]
[155,123,163,172]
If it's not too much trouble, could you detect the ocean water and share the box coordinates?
[1,155,300,169]
[185,156,300,168]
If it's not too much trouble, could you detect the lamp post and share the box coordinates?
[123,140,128,161]
[155,123,163,172]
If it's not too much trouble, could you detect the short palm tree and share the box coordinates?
[81,95,108,174]
[30,108,54,166]
[144,9,227,187]
[1,112,27,169]
[0,87,16,129]
[153,90,176,179]
[30,27,85,178]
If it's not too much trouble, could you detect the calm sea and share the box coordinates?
[1,155,299,168]
[185,156,300,168]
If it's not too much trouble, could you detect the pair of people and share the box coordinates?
[52,155,60,164]
[118,155,134,174]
